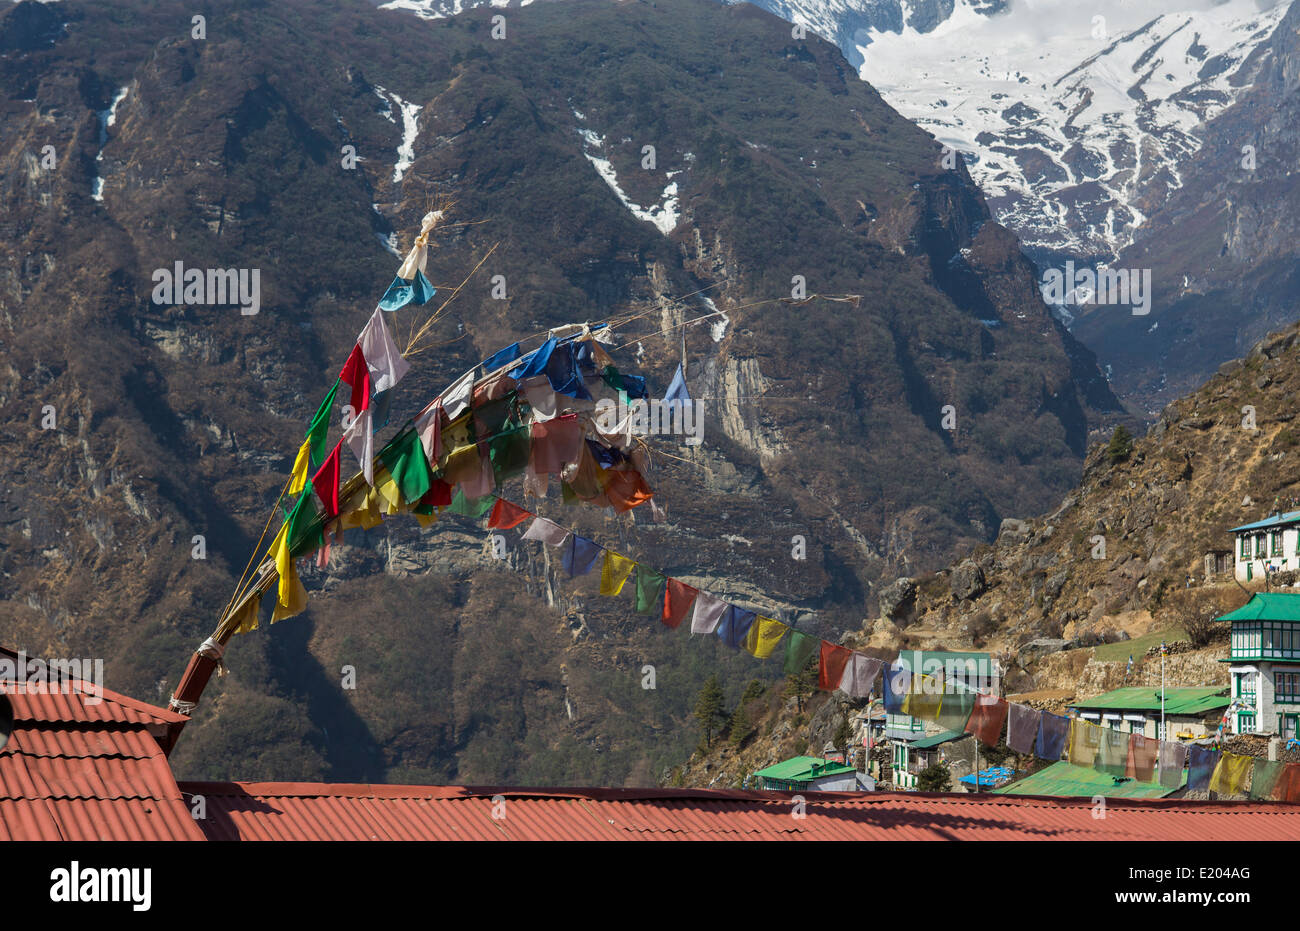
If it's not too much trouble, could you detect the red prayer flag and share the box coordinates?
[1275,762,1300,803]
[964,694,1009,746]
[311,440,343,519]
[338,344,371,415]
[662,578,698,628]
[818,642,852,691]
[1126,733,1158,783]
[603,467,654,513]
[487,497,530,529]
[419,479,453,509]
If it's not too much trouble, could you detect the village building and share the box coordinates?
[1218,592,1300,739]
[884,650,997,790]
[751,756,874,792]
[1070,686,1229,741]
[1229,510,1300,583]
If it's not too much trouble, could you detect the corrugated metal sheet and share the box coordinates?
[178,782,1300,841]
[0,682,204,841]
[994,761,1184,799]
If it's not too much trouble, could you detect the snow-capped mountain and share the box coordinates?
[371,0,1291,264]
[841,0,1291,262]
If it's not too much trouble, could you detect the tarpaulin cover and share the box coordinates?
[783,630,818,676]
[1007,704,1039,755]
[661,579,697,629]
[1126,733,1158,783]
[1036,713,1069,761]
[1158,741,1187,789]
[965,695,1009,746]
[818,642,852,692]
[1187,746,1217,792]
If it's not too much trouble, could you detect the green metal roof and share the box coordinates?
[1071,686,1229,715]
[910,729,968,750]
[751,756,856,782]
[1228,510,1300,533]
[1217,593,1300,623]
[993,761,1185,799]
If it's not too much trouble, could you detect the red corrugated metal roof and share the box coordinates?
[0,680,203,841]
[177,782,1300,841]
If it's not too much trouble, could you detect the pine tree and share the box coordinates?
[694,675,727,746]
[1105,424,1134,464]
[783,656,818,712]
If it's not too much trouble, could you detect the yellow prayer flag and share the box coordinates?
[742,617,788,659]
[338,483,385,530]
[414,508,439,529]
[374,466,405,515]
[599,551,636,596]
[287,439,312,496]
[269,523,307,623]
[902,675,943,721]
[228,597,261,636]
[1209,751,1253,797]
[1067,719,1102,767]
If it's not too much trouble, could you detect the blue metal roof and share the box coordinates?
[1228,510,1300,533]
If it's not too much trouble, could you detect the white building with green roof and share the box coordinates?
[1218,593,1300,738]
[886,650,997,790]
[1229,510,1300,583]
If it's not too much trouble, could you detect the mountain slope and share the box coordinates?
[0,0,1114,785]
[1074,0,1300,412]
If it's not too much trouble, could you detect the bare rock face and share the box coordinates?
[949,560,987,601]
[877,577,917,623]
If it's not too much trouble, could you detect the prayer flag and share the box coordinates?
[1126,733,1158,783]
[288,438,313,496]
[882,663,911,715]
[382,429,434,506]
[521,517,568,546]
[935,683,976,733]
[1095,726,1128,777]
[1209,751,1252,797]
[449,487,495,518]
[1273,763,1300,803]
[1006,704,1039,755]
[716,605,757,650]
[487,497,530,530]
[690,592,727,634]
[634,565,666,615]
[965,694,1009,746]
[1158,741,1187,789]
[662,578,697,629]
[306,382,338,467]
[269,522,307,623]
[562,534,602,577]
[1035,711,1070,761]
[1249,759,1284,801]
[1066,718,1100,766]
[839,654,882,698]
[599,551,636,596]
[743,617,789,660]
[818,642,852,691]
[312,440,343,519]
[903,675,943,722]
[1187,746,1217,792]
[377,270,436,311]
[783,630,818,676]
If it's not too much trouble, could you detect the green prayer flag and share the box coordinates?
[1249,759,1285,800]
[783,629,818,676]
[381,429,433,505]
[449,487,495,518]
[306,382,339,467]
[286,479,325,557]
[634,565,666,615]
[935,683,977,734]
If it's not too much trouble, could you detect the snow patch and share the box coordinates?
[90,86,129,202]
[374,85,422,183]
[577,126,680,236]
